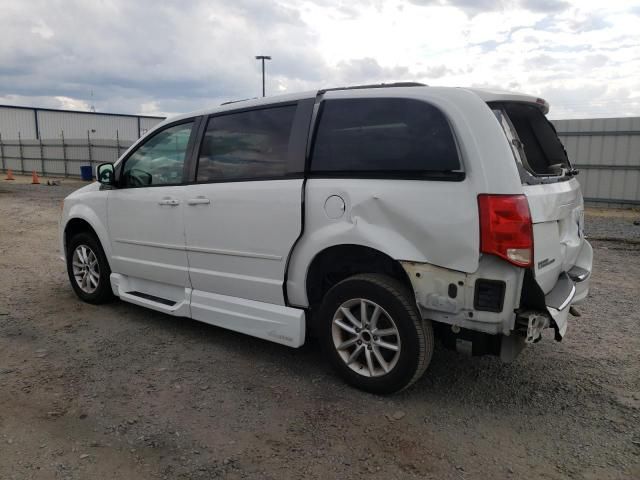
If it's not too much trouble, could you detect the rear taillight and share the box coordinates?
[478,194,533,268]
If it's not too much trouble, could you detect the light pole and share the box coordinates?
[255,55,271,97]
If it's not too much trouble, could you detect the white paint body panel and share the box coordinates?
[59,182,111,263]
[287,178,480,306]
[107,186,190,288]
[190,289,305,347]
[183,179,303,305]
[110,273,191,316]
[109,273,304,347]
[287,87,525,307]
[524,178,585,294]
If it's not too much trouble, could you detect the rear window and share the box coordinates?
[310,98,461,178]
[492,102,570,179]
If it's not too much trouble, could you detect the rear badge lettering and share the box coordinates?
[538,258,556,269]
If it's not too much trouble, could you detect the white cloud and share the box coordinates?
[30,19,54,39]
[139,101,163,116]
[54,96,90,111]
[0,0,638,119]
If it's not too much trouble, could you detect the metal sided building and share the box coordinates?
[553,117,640,207]
[0,105,165,141]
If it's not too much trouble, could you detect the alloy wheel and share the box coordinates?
[72,244,100,294]
[331,298,401,377]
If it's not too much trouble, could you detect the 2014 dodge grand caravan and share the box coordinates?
[60,83,592,393]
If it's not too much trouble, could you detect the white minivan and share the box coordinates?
[60,83,592,393]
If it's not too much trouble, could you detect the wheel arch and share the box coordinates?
[63,209,112,268]
[304,243,415,312]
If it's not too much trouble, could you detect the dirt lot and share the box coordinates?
[1,176,639,479]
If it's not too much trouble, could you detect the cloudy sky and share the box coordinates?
[0,0,638,119]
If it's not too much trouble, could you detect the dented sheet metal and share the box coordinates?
[541,240,592,339]
[401,256,524,336]
[544,272,576,338]
[286,178,482,307]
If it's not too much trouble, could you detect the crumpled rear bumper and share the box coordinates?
[506,240,592,357]
[543,240,592,339]
[544,266,589,338]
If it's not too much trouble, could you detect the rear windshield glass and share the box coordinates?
[492,102,570,178]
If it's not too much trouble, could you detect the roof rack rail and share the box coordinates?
[318,82,427,95]
[220,97,258,106]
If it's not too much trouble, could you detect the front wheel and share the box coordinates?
[318,273,434,394]
[66,231,114,304]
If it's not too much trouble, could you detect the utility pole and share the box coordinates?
[255,55,271,97]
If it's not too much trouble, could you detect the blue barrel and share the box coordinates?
[80,165,93,181]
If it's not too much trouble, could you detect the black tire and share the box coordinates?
[66,231,114,304]
[318,273,434,394]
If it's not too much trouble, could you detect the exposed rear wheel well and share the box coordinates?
[64,218,99,254]
[305,245,414,309]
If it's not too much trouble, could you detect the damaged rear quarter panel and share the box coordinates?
[402,256,524,335]
[285,88,526,308]
[286,179,480,306]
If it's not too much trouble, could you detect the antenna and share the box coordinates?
[89,90,96,113]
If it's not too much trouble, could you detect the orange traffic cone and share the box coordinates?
[4,169,15,180]
[31,170,40,184]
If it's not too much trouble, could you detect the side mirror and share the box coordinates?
[96,163,115,186]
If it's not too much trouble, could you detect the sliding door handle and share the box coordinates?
[187,197,211,206]
[158,197,180,206]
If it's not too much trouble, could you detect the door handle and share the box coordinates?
[158,197,180,206]
[187,197,211,206]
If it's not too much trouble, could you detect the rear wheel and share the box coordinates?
[66,231,114,304]
[318,273,433,394]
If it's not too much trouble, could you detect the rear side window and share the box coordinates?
[493,103,570,177]
[310,98,461,177]
[196,105,296,182]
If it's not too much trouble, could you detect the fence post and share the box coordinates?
[0,133,5,172]
[87,130,93,177]
[18,132,24,174]
[61,130,68,177]
[39,135,45,176]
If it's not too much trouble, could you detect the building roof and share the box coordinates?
[0,103,165,120]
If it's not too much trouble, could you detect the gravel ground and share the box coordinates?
[1,177,639,480]
[584,208,640,243]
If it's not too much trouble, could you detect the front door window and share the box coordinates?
[121,122,194,187]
